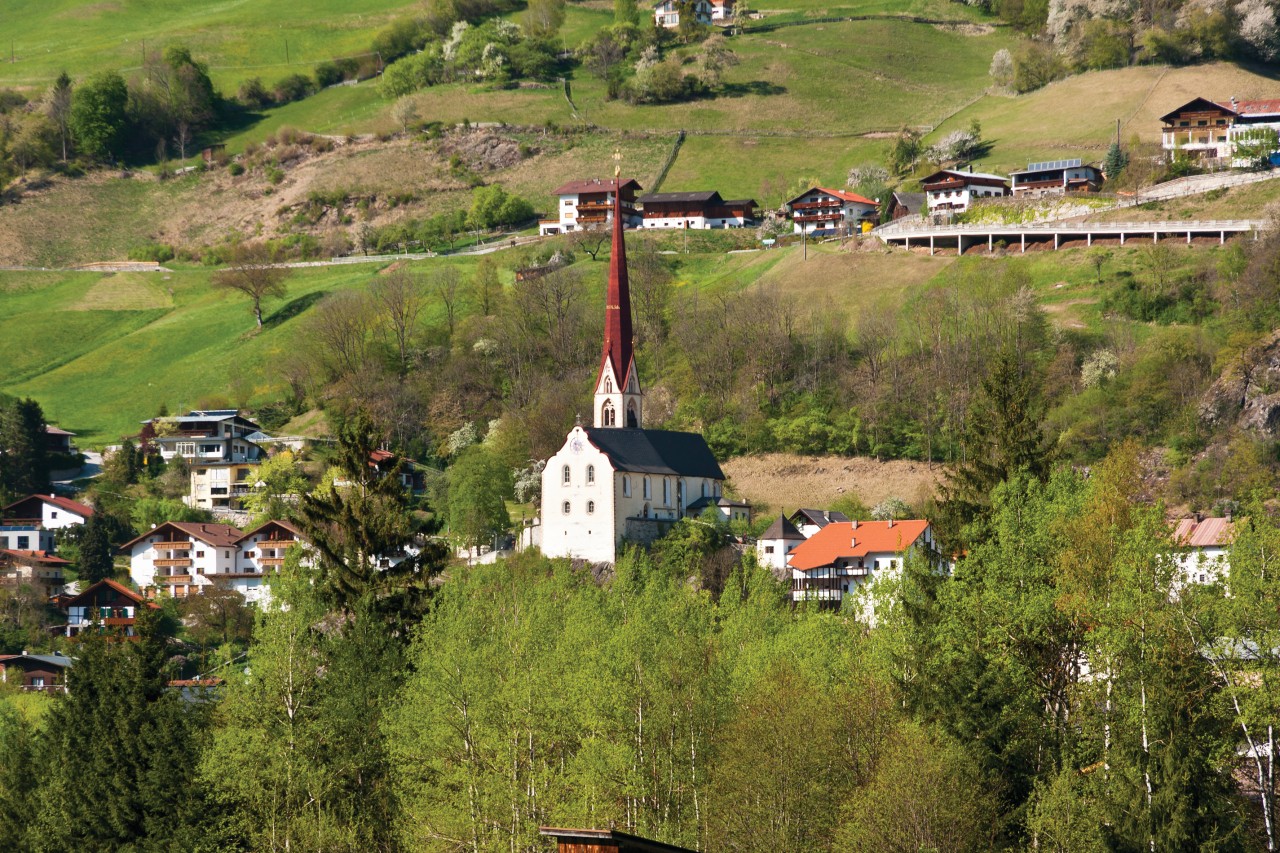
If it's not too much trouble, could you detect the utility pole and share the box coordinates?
[802,226,807,260]
[284,39,290,65]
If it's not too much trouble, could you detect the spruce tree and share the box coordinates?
[76,514,115,584]
[1103,140,1129,181]
[298,413,446,630]
[0,397,49,500]
[940,345,1050,545]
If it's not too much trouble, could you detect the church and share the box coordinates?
[540,167,730,565]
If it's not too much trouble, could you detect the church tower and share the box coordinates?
[594,155,643,429]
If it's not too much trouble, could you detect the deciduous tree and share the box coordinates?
[210,242,292,329]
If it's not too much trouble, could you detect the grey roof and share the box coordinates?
[891,191,925,214]
[761,513,804,540]
[0,652,73,669]
[790,508,850,528]
[585,428,725,480]
[638,191,722,204]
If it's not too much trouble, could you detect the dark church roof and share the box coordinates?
[584,428,725,480]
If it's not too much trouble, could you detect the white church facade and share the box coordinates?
[540,166,732,565]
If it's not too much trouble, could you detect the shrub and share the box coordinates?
[1012,41,1064,93]
[314,61,344,88]
[237,77,272,109]
[273,73,316,104]
[128,243,176,263]
[227,161,245,176]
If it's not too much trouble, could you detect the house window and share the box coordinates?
[643,477,651,499]
[225,551,230,558]
[765,545,775,554]
[587,501,595,514]
[245,551,255,559]
[176,442,196,456]
[587,465,595,484]
[200,443,220,454]
[51,511,58,520]
[196,551,205,558]
[562,465,571,485]
[562,501,571,514]
[623,476,631,497]
[16,536,28,550]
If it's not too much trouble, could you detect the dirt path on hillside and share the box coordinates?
[723,452,942,516]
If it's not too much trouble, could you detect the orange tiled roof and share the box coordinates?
[787,520,929,571]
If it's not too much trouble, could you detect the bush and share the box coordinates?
[1012,41,1063,93]
[273,73,316,104]
[227,161,245,176]
[314,61,344,88]
[128,243,175,264]
[237,77,272,109]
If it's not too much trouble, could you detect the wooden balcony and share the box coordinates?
[158,574,193,583]
[153,541,192,550]
[154,558,192,568]
[793,212,842,223]
[259,557,287,566]
[790,200,843,211]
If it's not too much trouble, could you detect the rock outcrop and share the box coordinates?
[1200,330,1280,436]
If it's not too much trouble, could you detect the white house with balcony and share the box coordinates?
[1159,97,1280,165]
[787,519,937,614]
[121,521,243,599]
[653,0,713,28]
[921,168,1009,214]
[187,461,260,511]
[232,519,312,604]
[1,494,94,530]
[539,178,642,236]
[143,409,265,464]
[785,187,879,235]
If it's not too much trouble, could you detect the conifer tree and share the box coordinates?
[298,412,446,630]
[0,397,49,500]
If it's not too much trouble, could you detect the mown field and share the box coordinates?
[0,0,419,90]
[1,229,1235,446]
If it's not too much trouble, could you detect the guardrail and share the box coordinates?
[882,219,1264,235]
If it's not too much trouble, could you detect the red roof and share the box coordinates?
[1234,98,1280,117]
[599,176,637,392]
[552,177,642,197]
[235,518,306,544]
[0,549,71,566]
[786,186,878,207]
[44,426,76,437]
[1,494,95,518]
[787,520,930,571]
[1172,516,1234,548]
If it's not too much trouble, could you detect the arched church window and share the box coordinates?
[623,475,631,497]
[602,400,616,427]
[604,375,613,392]
[643,477,651,500]
[663,479,670,506]
[587,501,595,514]
[626,401,637,428]
[587,465,595,484]
[562,465,571,485]
[562,501,571,514]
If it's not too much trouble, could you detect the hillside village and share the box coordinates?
[4,0,1280,847]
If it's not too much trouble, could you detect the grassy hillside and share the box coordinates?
[0,0,418,90]
[1,230,1238,446]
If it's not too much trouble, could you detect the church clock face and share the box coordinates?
[570,437,585,454]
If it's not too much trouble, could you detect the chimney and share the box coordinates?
[1226,510,1234,523]
[850,537,857,548]
[968,164,973,173]
[888,518,894,528]
[851,519,858,530]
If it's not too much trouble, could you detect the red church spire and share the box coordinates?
[600,154,635,389]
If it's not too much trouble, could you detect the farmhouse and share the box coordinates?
[921,168,1009,214]
[785,187,878,235]
[44,425,77,455]
[1172,514,1234,586]
[653,0,713,28]
[637,190,758,229]
[58,578,158,638]
[540,176,732,565]
[142,409,265,464]
[0,652,72,693]
[787,519,936,610]
[1008,158,1103,197]
[539,178,642,236]
[1159,97,1280,164]
[1,493,94,530]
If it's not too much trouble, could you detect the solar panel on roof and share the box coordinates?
[1026,158,1083,172]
